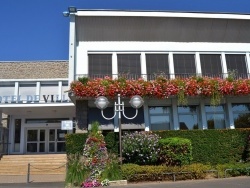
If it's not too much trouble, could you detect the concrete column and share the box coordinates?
[225,99,234,129]
[143,100,150,131]
[200,100,207,129]
[221,52,228,79]
[195,52,202,76]
[112,52,118,79]
[172,99,179,130]
[245,52,250,78]
[75,100,88,132]
[68,14,76,85]
[169,52,175,79]
[58,81,62,101]
[36,82,40,101]
[141,52,147,80]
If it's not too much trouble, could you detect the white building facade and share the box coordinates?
[0,61,75,154]
[67,9,250,132]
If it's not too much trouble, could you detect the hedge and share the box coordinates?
[121,163,212,182]
[159,137,192,166]
[155,129,250,165]
[65,129,250,165]
[65,132,119,155]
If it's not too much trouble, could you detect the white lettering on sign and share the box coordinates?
[0,94,70,104]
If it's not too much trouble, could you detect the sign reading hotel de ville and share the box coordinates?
[0,94,70,104]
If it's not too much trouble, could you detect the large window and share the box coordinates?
[226,54,248,79]
[117,54,141,79]
[146,54,169,80]
[149,107,171,130]
[19,82,36,102]
[88,54,112,78]
[200,54,222,77]
[0,82,15,103]
[173,54,196,78]
[205,105,225,129]
[178,106,198,130]
[232,103,250,128]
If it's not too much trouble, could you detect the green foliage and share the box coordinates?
[101,153,123,181]
[159,137,192,166]
[78,77,89,85]
[103,132,119,154]
[89,121,102,140]
[155,129,250,165]
[65,133,88,155]
[216,162,250,178]
[121,163,212,182]
[66,129,250,166]
[122,131,160,165]
[65,154,89,186]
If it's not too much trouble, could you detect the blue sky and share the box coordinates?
[1,0,250,61]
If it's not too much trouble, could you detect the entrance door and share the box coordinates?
[26,129,46,153]
[26,128,67,153]
[49,128,67,153]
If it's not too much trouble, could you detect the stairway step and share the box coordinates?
[0,154,67,176]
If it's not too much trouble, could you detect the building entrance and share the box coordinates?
[26,128,67,153]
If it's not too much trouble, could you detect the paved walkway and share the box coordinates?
[0,176,250,188]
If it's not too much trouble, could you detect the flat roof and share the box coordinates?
[75,9,250,20]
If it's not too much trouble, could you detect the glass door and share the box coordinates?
[26,129,46,153]
[49,128,67,153]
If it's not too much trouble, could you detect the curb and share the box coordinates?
[109,180,128,186]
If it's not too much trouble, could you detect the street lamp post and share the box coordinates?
[94,94,144,164]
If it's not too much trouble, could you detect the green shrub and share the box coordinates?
[66,129,250,165]
[103,132,119,154]
[159,137,192,166]
[65,133,88,155]
[122,131,160,165]
[121,163,212,182]
[216,162,250,178]
[78,77,89,85]
[101,153,122,181]
[65,154,89,186]
[155,129,250,165]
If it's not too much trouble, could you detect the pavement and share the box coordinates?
[0,176,250,188]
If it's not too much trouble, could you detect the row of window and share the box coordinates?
[149,103,250,130]
[88,54,249,79]
[89,103,250,130]
[0,81,68,102]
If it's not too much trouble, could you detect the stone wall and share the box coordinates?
[0,61,68,79]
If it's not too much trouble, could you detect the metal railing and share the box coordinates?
[75,73,250,81]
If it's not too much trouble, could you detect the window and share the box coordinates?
[88,107,114,128]
[0,82,15,103]
[117,54,141,79]
[14,119,21,152]
[40,82,58,102]
[149,107,171,130]
[205,105,225,129]
[88,54,112,79]
[25,118,69,124]
[178,106,198,130]
[232,103,250,128]
[200,54,222,77]
[19,82,36,102]
[146,54,169,80]
[226,54,248,79]
[173,54,196,78]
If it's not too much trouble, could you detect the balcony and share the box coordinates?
[75,73,250,81]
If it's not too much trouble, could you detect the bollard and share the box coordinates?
[27,163,30,183]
